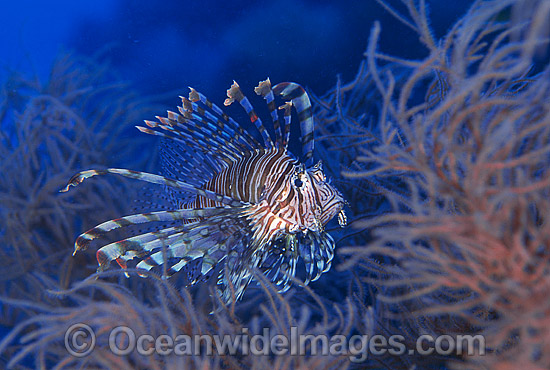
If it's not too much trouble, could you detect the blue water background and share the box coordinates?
[1,0,472,99]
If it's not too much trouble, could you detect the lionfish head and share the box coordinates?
[288,160,347,233]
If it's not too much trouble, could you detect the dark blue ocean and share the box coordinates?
[1,0,471,98]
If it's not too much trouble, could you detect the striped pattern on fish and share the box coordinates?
[61,79,347,304]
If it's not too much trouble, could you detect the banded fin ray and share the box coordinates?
[159,140,213,188]
[280,102,293,148]
[160,110,246,159]
[261,235,298,293]
[224,81,275,150]
[298,232,335,285]
[137,125,229,170]
[91,207,249,282]
[254,78,283,147]
[181,96,256,152]
[273,82,315,166]
[60,168,245,207]
[73,206,244,254]
[188,87,262,148]
[139,118,240,164]
[135,217,245,281]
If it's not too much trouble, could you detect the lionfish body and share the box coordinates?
[62,79,346,304]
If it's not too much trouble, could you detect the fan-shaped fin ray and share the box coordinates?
[61,168,245,207]
[188,87,262,148]
[255,78,283,146]
[279,102,292,148]
[95,207,248,281]
[159,139,212,187]
[180,96,255,152]
[273,82,315,166]
[74,206,244,254]
[224,81,274,149]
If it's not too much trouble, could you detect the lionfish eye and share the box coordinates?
[294,178,303,188]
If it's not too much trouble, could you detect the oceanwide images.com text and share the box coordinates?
[65,323,486,362]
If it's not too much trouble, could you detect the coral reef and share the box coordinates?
[0,52,159,366]
[316,0,550,368]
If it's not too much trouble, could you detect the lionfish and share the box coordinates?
[61,79,347,304]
